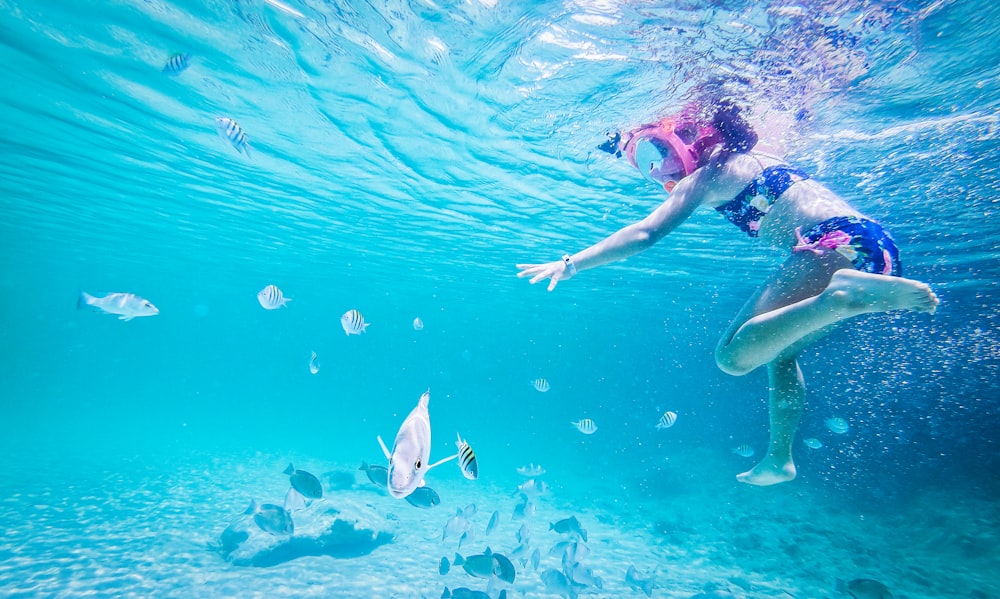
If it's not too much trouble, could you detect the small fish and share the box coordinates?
[439,556,450,575]
[532,378,550,393]
[78,291,159,321]
[540,569,576,599]
[516,463,546,477]
[572,419,598,435]
[492,552,516,584]
[462,503,477,518]
[341,309,369,335]
[358,461,388,488]
[377,389,457,499]
[455,434,478,480]
[216,117,250,155]
[284,463,323,499]
[530,547,541,571]
[161,52,190,75]
[309,351,320,375]
[283,486,306,512]
[441,587,491,599]
[826,417,850,434]
[804,437,823,449]
[413,317,424,331]
[567,563,603,589]
[512,498,535,520]
[656,411,678,430]
[836,578,894,599]
[516,522,530,545]
[733,444,755,458]
[625,565,655,598]
[244,500,294,536]
[442,510,470,543]
[550,516,588,542]
[405,485,440,509]
[257,284,290,310]
[514,479,548,497]
[486,510,500,536]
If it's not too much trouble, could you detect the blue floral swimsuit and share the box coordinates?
[715,160,902,276]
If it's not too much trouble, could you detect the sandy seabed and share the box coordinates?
[0,450,996,598]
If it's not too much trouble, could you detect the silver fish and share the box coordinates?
[309,351,320,374]
[836,578,894,599]
[540,569,577,599]
[245,500,293,536]
[486,510,500,536]
[341,308,369,335]
[78,291,158,321]
[283,486,306,512]
[216,117,250,155]
[625,565,655,597]
[284,463,322,499]
[377,389,456,499]
[456,434,478,480]
[358,461,388,488]
[826,416,850,434]
[257,284,290,309]
[550,516,588,542]
[530,547,541,571]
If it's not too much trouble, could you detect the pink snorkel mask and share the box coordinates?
[619,118,721,191]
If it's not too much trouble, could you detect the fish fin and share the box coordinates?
[358,461,368,471]
[377,435,392,460]
[244,500,257,515]
[441,587,451,599]
[119,315,133,321]
[362,322,370,333]
[426,453,458,471]
[453,553,464,566]
[284,463,294,475]
[77,290,91,310]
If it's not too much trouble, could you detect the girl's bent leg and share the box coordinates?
[736,358,804,486]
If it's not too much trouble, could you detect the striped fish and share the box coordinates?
[656,411,678,430]
[162,52,191,75]
[455,433,478,480]
[572,419,597,435]
[340,309,369,335]
[532,378,550,393]
[732,444,755,458]
[216,117,250,155]
[257,284,290,309]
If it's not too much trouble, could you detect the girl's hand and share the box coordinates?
[516,259,572,292]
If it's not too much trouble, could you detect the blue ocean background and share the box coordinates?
[1,0,998,597]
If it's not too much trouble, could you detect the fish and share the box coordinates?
[732,444,755,458]
[377,389,457,499]
[836,578,894,599]
[571,419,598,435]
[257,284,290,310]
[656,411,678,429]
[625,565,655,597]
[283,486,306,512]
[516,463,546,477]
[358,461,388,488]
[826,417,850,434]
[441,587,493,599]
[512,496,535,520]
[245,500,294,536]
[486,510,500,536]
[567,563,603,589]
[216,117,250,155]
[803,437,823,449]
[530,547,541,571]
[549,516,587,542]
[77,291,159,321]
[460,548,516,584]
[309,351,320,375]
[404,485,440,509]
[492,552,516,584]
[442,510,470,543]
[514,479,548,497]
[532,378,550,393]
[516,523,530,545]
[413,317,424,331]
[161,52,190,75]
[341,309,369,335]
[540,568,581,599]
[439,556,450,575]
[462,503,477,518]
[455,434,478,480]
[284,463,323,499]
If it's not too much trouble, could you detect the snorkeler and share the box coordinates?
[516,101,939,486]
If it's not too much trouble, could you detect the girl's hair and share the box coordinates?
[711,101,758,153]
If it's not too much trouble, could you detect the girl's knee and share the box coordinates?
[715,345,754,377]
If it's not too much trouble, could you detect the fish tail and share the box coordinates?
[358,461,368,471]
[244,499,257,515]
[284,463,294,475]
[77,290,93,310]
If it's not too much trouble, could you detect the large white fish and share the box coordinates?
[77,291,159,321]
[377,389,456,499]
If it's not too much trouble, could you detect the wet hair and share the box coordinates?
[711,101,758,153]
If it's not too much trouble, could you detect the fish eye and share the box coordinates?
[415,458,422,470]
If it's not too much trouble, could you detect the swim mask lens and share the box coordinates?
[633,137,685,186]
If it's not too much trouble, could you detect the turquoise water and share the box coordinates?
[2,1,999,597]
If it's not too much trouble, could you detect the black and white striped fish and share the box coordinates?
[656,411,677,430]
[571,418,597,435]
[732,444,755,458]
[257,284,290,309]
[455,433,478,480]
[532,378,550,393]
[216,117,250,155]
[340,309,369,335]
[162,52,190,75]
